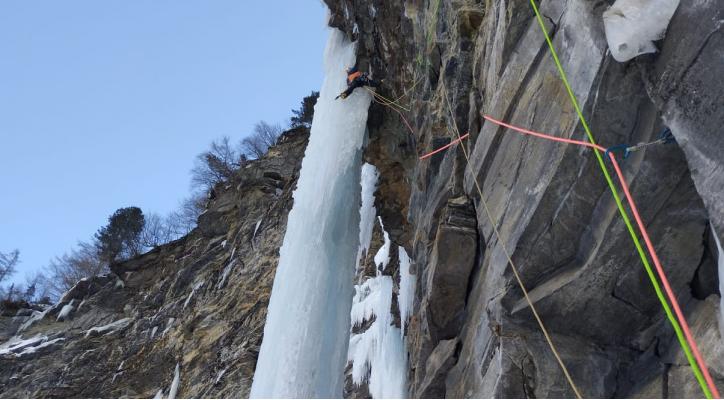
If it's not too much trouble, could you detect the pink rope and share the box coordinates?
[606,155,719,398]
[482,114,718,396]
[483,115,605,151]
[419,133,470,160]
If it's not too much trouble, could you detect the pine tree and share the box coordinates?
[95,207,145,264]
[290,91,320,128]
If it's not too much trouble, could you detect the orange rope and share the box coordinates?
[483,114,720,398]
[419,133,470,160]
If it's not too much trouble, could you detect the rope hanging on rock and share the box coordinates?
[441,87,585,399]
[483,114,715,398]
[365,87,417,136]
[526,2,720,396]
[418,133,470,160]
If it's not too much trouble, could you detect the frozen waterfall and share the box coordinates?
[249,29,372,398]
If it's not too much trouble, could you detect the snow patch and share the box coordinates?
[183,281,205,309]
[154,389,164,399]
[214,368,228,385]
[0,335,45,355]
[217,259,237,290]
[16,337,64,356]
[56,300,76,321]
[162,318,175,337]
[85,318,132,337]
[0,335,64,357]
[168,363,181,399]
[221,239,227,248]
[603,0,680,62]
[18,309,49,333]
[253,220,262,240]
[150,326,158,339]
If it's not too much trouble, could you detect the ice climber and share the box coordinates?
[336,66,380,100]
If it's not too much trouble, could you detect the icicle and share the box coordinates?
[357,163,380,269]
[168,363,180,399]
[347,272,407,397]
[183,281,204,309]
[398,246,416,337]
[373,218,391,271]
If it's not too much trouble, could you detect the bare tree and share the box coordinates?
[45,241,107,299]
[191,136,245,191]
[166,193,206,237]
[141,212,177,249]
[22,271,50,303]
[0,249,19,284]
[241,121,282,159]
[3,283,19,302]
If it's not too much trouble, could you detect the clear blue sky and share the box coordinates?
[0,1,328,285]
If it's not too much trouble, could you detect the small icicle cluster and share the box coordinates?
[347,164,412,398]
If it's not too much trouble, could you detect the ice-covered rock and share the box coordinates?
[56,300,75,321]
[603,0,680,61]
[85,318,132,337]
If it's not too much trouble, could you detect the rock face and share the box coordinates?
[327,0,723,397]
[0,128,309,398]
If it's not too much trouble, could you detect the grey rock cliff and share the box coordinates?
[327,0,723,397]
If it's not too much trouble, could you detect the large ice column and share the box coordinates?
[250,29,372,398]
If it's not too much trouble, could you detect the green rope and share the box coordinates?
[528,1,711,397]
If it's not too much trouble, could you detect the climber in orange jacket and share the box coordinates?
[336,66,380,100]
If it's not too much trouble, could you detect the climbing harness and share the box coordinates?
[441,87,584,399]
[527,1,719,397]
[604,128,677,160]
